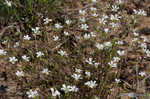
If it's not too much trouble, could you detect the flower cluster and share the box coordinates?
[84,80,97,88]
[32,27,41,35]
[96,41,112,50]
[26,89,38,98]
[85,58,99,68]
[84,32,96,39]
[133,9,147,16]
[61,84,78,93]
[108,57,120,68]
[58,50,67,56]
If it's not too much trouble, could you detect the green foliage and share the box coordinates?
[0,0,60,24]
[0,0,13,21]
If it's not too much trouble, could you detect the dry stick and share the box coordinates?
[118,60,145,98]
[68,3,96,11]
[0,23,17,39]
[135,65,139,99]
[51,37,70,51]
[135,64,140,99]
[66,2,97,15]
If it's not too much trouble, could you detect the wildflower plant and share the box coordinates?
[0,0,149,98]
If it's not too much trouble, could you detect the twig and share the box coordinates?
[117,92,146,98]
[136,65,140,94]
[67,2,96,12]
[0,23,17,39]
[51,38,70,51]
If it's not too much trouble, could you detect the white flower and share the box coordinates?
[133,9,139,14]
[26,89,38,98]
[117,50,125,56]
[102,14,109,19]
[36,51,44,58]
[72,73,82,80]
[0,49,7,56]
[24,35,31,40]
[53,35,59,41]
[70,85,78,92]
[9,57,18,64]
[108,61,117,68]
[42,68,50,75]
[92,13,98,17]
[110,22,118,28]
[14,42,19,48]
[99,18,107,25]
[50,88,60,97]
[79,10,86,16]
[117,0,123,4]
[104,28,109,33]
[55,23,63,29]
[146,50,150,57]
[84,34,91,39]
[115,78,121,83]
[133,9,147,16]
[91,0,97,3]
[61,84,71,93]
[112,5,119,12]
[142,48,147,53]
[141,36,148,42]
[84,32,96,39]
[133,31,139,37]
[115,40,124,45]
[132,38,138,42]
[140,43,147,49]
[16,70,24,77]
[86,58,94,65]
[5,0,11,7]
[90,7,97,11]
[2,40,8,45]
[113,57,120,62]
[104,42,112,48]
[22,55,30,62]
[90,32,96,37]
[64,31,69,36]
[81,24,88,30]
[32,27,41,35]
[43,18,52,24]
[110,14,120,21]
[75,68,82,73]
[61,84,78,93]
[79,17,86,22]
[139,72,146,77]
[58,50,67,56]
[94,62,99,68]
[85,71,91,77]
[85,80,97,88]
[96,43,104,50]
[65,20,71,25]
